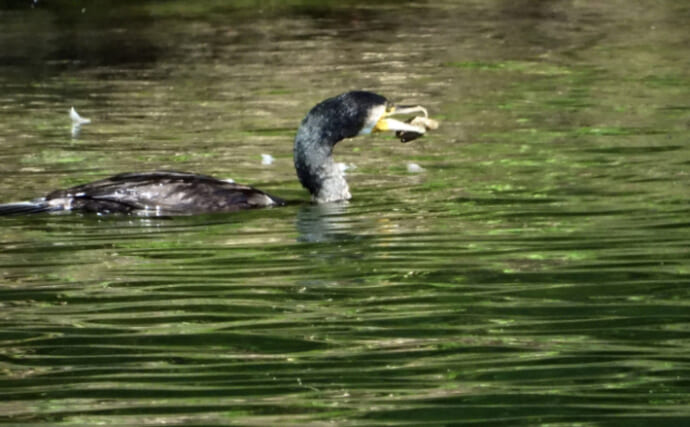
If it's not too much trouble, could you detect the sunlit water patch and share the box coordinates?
[1,0,689,425]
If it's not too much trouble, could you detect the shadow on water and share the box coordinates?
[1,0,690,425]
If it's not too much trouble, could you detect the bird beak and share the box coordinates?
[374,105,429,134]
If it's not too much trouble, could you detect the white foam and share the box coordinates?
[69,107,91,124]
[336,162,357,174]
[407,163,425,173]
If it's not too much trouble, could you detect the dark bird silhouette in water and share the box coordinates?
[0,91,432,216]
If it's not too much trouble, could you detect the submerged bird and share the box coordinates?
[0,91,432,216]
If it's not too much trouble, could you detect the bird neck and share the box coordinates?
[293,91,390,203]
[293,119,352,203]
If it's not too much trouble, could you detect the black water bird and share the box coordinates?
[0,91,430,216]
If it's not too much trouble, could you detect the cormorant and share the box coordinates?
[0,91,433,215]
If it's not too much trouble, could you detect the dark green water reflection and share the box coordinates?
[1,0,689,425]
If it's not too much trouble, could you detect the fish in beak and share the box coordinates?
[374,104,439,143]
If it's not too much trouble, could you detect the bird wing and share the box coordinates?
[45,171,282,214]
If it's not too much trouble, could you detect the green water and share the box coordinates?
[1,0,689,425]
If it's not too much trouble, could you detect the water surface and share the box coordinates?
[1,0,689,425]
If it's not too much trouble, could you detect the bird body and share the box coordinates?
[0,172,282,215]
